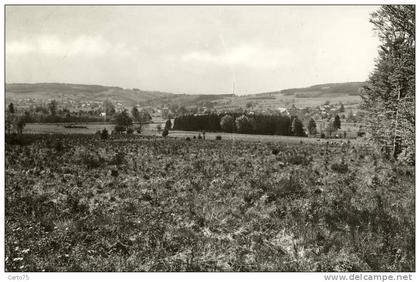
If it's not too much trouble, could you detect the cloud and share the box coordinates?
[6,35,135,58]
[182,43,292,69]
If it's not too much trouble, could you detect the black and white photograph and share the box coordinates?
[3,1,416,279]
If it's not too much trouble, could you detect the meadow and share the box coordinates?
[5,134,414,272]
[23,122,360,145]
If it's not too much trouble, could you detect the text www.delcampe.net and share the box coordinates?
[324,274,413,281]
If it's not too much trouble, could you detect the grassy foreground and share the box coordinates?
[5,134,414,271]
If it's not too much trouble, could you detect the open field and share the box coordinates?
[23,123,362,145]
[24,123,162,135]
[5,134,414,271]
[215,93,361,111]
[167,130,362,145]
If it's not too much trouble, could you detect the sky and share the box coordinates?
[6,5,381,95]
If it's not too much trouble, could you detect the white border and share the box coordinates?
[1,1,417,282]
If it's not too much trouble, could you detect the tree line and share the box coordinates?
[173,113,308,137]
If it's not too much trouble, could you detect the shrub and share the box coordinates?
[101,128,109,140]
[6,134,33,146]
[114,109,133,129]
[165,119,172,130]
[162,128,169,137]
[109,152,126,166]
[287,154,311,166]
[114,125,126,134]
[220,115,235,132]
[78,151,104,169]
[54,140,64,152]
[216,136,222,140]
[127,128,134,134]
[235,115,256,134]
[331,162,349,173]
[308,118,317,135]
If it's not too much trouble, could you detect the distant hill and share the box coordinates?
[279,82,366,97]
[6,81,365,110]
[6,83,174,106]
[213,82,366,111]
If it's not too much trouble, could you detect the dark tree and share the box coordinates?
[135,125,142,134]
[101,128,109,140]
[339,103,345,113]
[131,106,141,122]
[162,128,169,137]
[16,117,26,135]
[307,118,317,135]
[103,100,116,116]
[291,117,305,137]
[220,115,235,132]
[165,119,172,130]
[235,115,253,134]
[8,103,15,114]
[114,110,133,131]
[48,100,58,116]
[333,115,341,130]
[362,5,415,162]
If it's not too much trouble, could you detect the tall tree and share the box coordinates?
[103,100,116,116]
[307,118,317,135]
[8,103,15,114]
[339,102,345,113]
[333,115,341,131]
[220,115,235,132]
[131,106,141,122]
[165,119,172,130]
[291,117,305,137]
[6,103,15,134]
[48,100,58,116]
[114,109,133,131]
[362,5,415,162]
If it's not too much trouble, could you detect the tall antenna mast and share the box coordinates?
[232,81,236,96]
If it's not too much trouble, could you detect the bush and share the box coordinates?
[114,125,126,134]
[101,128,109,140]
[331,162,349,173]
[215,135,222,140]
[135,126,142,134]
[110,152,126,166]
[162,128,169,138]
[78,151,104,169]
[5,134,33,146]
[220,115,235,132]
[127,128,134,134]
[54,140,64,152]
[287,154,311,166]
[235,115,256,134]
